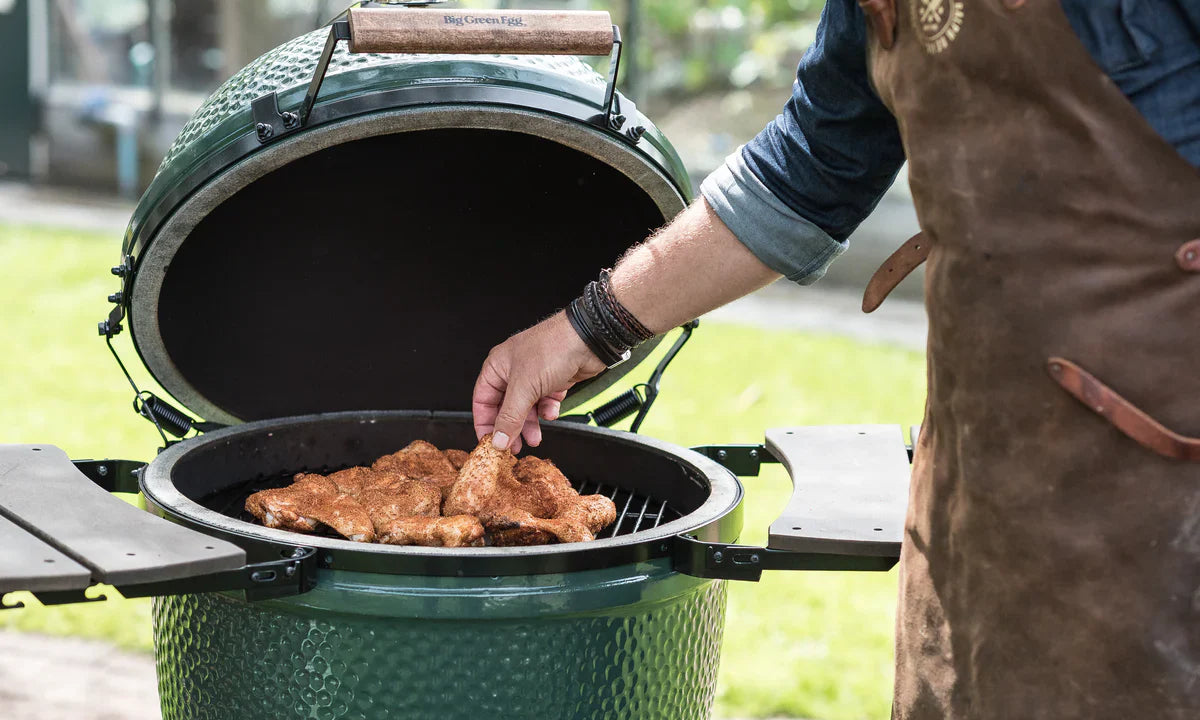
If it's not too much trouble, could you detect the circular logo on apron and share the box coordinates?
[911,0,964,54]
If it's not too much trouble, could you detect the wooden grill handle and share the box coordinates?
[347,7,615,56]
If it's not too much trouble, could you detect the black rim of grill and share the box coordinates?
[141,410,744,578]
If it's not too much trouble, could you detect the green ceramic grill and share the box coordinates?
[0,6,913,719]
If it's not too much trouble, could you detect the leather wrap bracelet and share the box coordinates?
[598,269,654,346]
[566,297,629,367]
[564,268,657,368]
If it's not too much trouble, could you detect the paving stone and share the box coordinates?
[0,630,160,720]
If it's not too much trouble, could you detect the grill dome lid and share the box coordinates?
[115,18,691,425]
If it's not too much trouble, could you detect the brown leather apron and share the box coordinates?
[857,0,1200,717]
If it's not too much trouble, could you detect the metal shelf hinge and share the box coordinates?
[689,444,778,477]
[17,547,319,608]
[73,459,145,494]
[118,546,319,602]
[671,535,898,582]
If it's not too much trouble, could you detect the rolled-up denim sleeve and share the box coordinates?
[700,0,906,285]
[701,151,847,285]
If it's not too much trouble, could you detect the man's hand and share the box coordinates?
[473,311,606,452]
[472,199,780,453]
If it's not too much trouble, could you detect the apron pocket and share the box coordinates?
[1047,357,1200,461]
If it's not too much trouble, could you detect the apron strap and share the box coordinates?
[859,0,897,50]
[1048,357,1200,462]
[862,232,929,313]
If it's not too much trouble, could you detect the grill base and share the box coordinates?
[154,568,726,720]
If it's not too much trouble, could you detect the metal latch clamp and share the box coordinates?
[561,320,698,432]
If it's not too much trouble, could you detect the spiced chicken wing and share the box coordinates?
[248,463,482,547]
[371,440,460,498]
[444,436,617,545]
[247,436,609,548]
[377,515,485,547]
[245,473,376,543]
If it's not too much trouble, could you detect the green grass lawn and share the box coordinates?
[0,221,926,720]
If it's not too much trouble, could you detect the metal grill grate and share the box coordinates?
[202,471,680,541]
[574,480,678,538]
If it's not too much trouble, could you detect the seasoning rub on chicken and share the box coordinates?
[246,441,485,547]
[245,436,616,548]
[444,434,617,545]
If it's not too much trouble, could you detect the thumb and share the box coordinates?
[492,381,540,451]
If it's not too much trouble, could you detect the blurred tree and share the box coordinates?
[635,0,822,104]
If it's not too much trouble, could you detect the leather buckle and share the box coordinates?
[607,349,632,370]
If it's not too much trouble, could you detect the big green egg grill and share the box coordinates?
[0,6,913,719]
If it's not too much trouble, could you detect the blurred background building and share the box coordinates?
[2,0,353,194]
[0,0,830,195]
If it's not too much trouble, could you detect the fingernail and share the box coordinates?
[492,432,510,450]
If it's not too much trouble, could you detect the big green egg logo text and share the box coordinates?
[444,15,527,27]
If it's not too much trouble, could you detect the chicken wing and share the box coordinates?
[444,448,470,470]
[246,475,376,543]
[444,437,617,545]
[442,434,517,518]
[372,440,461,498]
[377,515,485,547]
[513,456,616,540]
[357,479,442,535]
[489,524,555,547]
[248,468,443,545]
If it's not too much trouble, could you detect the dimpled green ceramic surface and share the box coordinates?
[153,563,727,719]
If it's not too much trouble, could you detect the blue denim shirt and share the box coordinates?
[701,0,1200,285]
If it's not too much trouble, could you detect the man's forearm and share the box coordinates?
[610,198,782,333]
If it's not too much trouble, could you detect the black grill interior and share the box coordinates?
[155,128,668,421]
